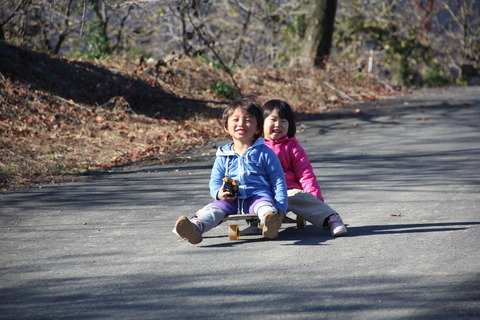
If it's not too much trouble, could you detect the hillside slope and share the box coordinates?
[0,42,394,190]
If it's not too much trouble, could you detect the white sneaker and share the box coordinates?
[328,214,347,237]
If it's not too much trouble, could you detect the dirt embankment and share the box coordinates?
[0,42,395,190]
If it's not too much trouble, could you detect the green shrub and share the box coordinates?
[210,81,237,100]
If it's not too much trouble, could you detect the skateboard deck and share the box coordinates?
[223,213,306,240]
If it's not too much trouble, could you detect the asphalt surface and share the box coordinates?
[1,86,479,320]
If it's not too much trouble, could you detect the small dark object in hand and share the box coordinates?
[222,177,239,196]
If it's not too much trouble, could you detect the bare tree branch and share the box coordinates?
[185,2,243,97]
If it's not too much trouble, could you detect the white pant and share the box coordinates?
[287,189,337,228]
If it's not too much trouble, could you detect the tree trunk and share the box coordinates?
[0,24,5,42]
[294,0,337,68]
[53,0,74,55]
[93,0,111,54]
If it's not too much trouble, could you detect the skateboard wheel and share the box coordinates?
[228,225,240,240]
[296,216,306,229]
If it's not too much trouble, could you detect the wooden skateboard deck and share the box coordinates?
[223,213,306,240]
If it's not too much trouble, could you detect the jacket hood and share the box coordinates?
[216,138,265,156]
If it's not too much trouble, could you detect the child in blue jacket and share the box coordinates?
[174,99,288,244]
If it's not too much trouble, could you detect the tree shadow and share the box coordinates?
[346,221,480,237]
[0,42,223,120]
[298,95,480,135]
[201,221,480,248]
[0,263,478,319]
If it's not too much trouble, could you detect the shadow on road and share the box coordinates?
[199,221,480,248]
[0,265,478,320]
[346,221,480,237]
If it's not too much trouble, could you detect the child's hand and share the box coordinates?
[218,177,238,202]
[217,188,237,202]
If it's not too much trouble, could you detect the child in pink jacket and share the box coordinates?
[262,99,347,236]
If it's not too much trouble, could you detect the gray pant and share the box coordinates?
[192,200,276,233]
[287,189,337,228]
[192,206,227,233]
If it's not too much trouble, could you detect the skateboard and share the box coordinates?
[216,177,307,240]
[223,213,306,240]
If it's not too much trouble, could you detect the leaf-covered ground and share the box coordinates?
[0,42,398,190]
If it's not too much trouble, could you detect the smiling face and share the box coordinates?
[263,108,289,141]
[224,107,260,145]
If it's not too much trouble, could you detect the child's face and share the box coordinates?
[225,107,260,144]
[264,109,289,141]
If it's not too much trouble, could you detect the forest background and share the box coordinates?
[0,0,479,190]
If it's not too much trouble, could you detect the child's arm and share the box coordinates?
[291,142,324,202]
[209,155,237,202]
[209,156,226,199]
[264,149,288,213]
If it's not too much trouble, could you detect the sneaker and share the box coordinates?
[328,213,347,237]
[174,216,203,244]
[261,211,282,239]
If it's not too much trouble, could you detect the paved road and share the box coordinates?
[1,86,479,320]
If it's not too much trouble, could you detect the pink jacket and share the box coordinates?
[264,136,324,202]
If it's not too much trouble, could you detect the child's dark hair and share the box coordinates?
[262,99,296,137]
[223,98,264,139]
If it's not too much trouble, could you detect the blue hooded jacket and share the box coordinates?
[209,138,288,213]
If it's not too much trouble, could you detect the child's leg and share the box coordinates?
[191,205,229,233]
[175,200,234,244]
[174,216,203,244]
[327,213,347,237]
[287,189,336,229]
[251,198,282,239]
[288,189,347,236]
